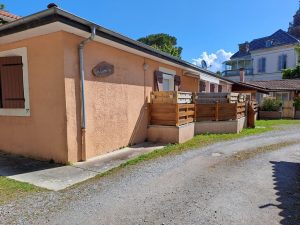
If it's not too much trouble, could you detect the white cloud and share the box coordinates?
[192,49,233,72]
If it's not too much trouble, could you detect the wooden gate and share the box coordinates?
[282,101,295,118]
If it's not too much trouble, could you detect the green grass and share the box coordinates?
[0,177,44,205]
[95,119,300,179]
[2,119,300,201]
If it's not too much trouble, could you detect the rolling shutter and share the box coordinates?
[0,56,25,109]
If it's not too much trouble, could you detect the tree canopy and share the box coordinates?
[137,33,183,58]
[282,66,300,79]
[282,45,300,79]
[0,3,6,25]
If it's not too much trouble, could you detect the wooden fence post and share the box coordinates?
[215,102,219,121]
[176,104,179,127]
[235,103,238,120]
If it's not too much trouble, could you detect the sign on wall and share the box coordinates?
[92,62,114,77]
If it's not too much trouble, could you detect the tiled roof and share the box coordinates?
[0,10,21,21]
[231,29,300,59]
[245,79,300,91]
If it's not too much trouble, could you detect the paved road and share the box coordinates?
[1,125,300,225]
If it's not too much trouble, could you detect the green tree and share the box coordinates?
[0,3,6,25]
[138,33,183,58]
[296,44,300,64]
[282,44,300,79]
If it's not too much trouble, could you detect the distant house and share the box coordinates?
[246,79,300,103]
[222,5,300,82]
[0,6,233,163]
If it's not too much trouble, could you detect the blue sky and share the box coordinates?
[1,0,299,71]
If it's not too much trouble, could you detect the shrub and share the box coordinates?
[261,98,282,111]
[294,96,300,110]
[282,65,300,79]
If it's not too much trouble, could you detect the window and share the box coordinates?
[162,74,174,91]
[258,57,266,73]
[275,92,289,102]
[218,85,223,93]
[266,40,273,48]
[210,83,215,93]
[199,80,206,92]
[278,54,287,71]
[0,47,30,116]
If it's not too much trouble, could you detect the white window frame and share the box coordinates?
[0,47,30,117]
[274,92,290,102]
[159,67,175,91]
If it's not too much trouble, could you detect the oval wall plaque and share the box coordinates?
[92,62,114,77]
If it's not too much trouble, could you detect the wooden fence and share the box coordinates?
[194,92,245,104]
[151,91,193,104]
[149,103,195,126]
[195,102,246,122]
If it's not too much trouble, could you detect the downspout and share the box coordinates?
[79,26,96,161]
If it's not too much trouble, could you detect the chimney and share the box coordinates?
[239,42,250,53]
[47,3,58,8]
[239,68,245,82]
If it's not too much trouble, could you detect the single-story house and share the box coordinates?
[244,80,300,103]
[0,6,233,163]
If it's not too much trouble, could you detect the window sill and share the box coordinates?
[0,108,30,117]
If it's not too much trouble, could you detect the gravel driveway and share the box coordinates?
[1,125,300,225]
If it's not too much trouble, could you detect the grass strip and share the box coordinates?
[94,120,300,179]
[0,177,44,205]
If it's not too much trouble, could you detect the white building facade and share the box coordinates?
[222,6,300,82]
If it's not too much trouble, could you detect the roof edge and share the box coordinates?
[0,7,233,84]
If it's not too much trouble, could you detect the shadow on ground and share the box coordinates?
[0,151,62,176]
[260,161,300,225]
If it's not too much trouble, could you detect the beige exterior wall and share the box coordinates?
[0,32,68,163]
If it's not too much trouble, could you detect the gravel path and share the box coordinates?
[1,125,300,225]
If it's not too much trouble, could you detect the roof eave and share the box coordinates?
[0,7,232,84]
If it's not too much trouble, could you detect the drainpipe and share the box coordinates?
[79,26,96,161]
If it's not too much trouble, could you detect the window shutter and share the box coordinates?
[199,81,206,92]
[278,55,281,71]
[218,85,223,93]
[262,58,266,72]
[174,75,181,86]
[154,71,163,83]
[210,83,215,93]
[0,56,25,109]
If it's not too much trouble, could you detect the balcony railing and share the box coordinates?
[222,68,253,77]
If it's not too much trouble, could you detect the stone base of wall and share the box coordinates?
[295,111,300,119]
[147,123,195,144]
[259,111,282,120]
[195,117,246,135]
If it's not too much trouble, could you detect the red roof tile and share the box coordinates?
[0,10,21,20]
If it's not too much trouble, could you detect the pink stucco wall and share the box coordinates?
[62,32,199,162]
[0,30,229,163]
[0,32,68,163]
